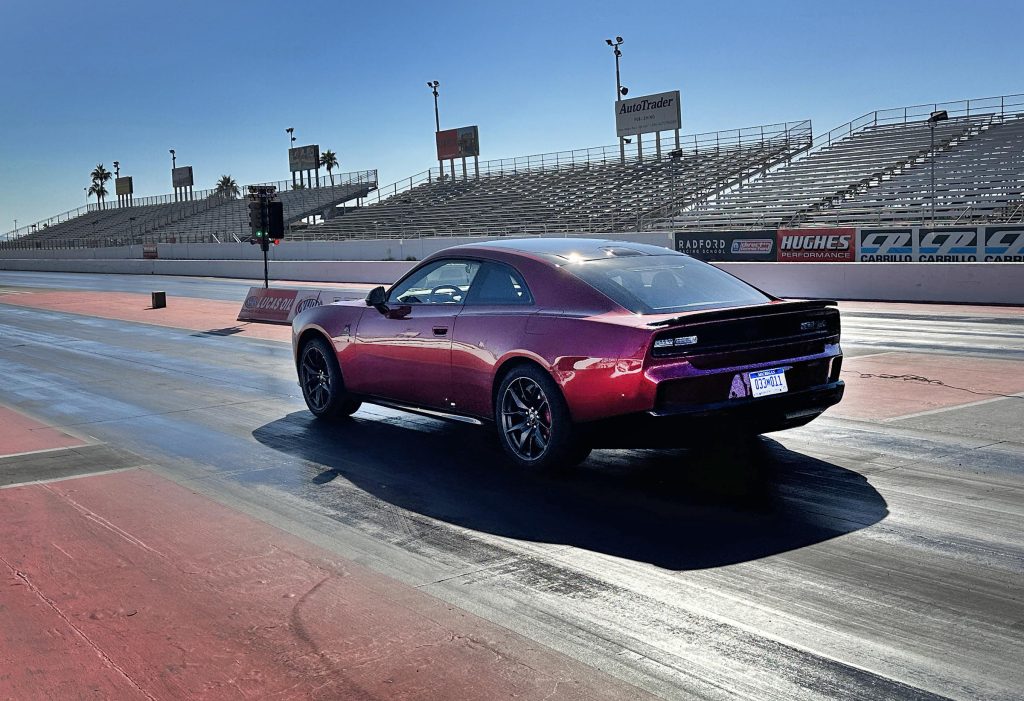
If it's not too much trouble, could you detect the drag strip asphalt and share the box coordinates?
[0,272,1022,700]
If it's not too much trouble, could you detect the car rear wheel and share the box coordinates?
[299,337,361,419]
[495,365,590,471]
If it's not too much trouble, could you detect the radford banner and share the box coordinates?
[237,287,324,324]
[674,230,776,261]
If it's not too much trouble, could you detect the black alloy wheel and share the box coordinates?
[495,364,590,471]
[299,337,361,419]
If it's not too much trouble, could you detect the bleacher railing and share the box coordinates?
[1,170,378,245]
[333,121,813,217]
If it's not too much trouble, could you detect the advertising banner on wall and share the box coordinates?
[916,228,980,261]
[615,90,682,138]
[856,228,914,261]
[115,176,134,196]
[436,126,480,160]
[674,230,777,261]
[172,166,194,188]
[288,145,320,172]
[982,226,1024,261]
[237,287,324,324]
[777,228,855,262]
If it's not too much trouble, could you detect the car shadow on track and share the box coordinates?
[252,409,888,570]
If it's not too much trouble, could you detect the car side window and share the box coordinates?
[464,262,534,306]
[389,259,481,305]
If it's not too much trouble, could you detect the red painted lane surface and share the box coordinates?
[833,352,1024,420]
[0,469,650,701]
[0,405,85,457]
[0,291,293,343]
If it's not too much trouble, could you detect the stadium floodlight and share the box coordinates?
[605,37,626,162]
[169,149,176,168]
[286,127,295,149]
[620,86,629,96]
[113,161,120,177]
[427,80,441,133]
[927,110,949,227]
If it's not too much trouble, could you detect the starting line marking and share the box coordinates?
[0,466,140,491]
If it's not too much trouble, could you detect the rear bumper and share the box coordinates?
[580,381,844,447]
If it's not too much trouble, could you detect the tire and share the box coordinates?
[298,337,361,419]
[495,364,589,471]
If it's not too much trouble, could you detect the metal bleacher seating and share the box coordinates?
[801,114,1024,226]
[3,171,377,249]
[660,94,1024,230]
[146,172,377,242]
[293,122,813,240]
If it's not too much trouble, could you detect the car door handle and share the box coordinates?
[433,326,448,336]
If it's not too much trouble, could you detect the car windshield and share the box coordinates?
[564,254,771,314]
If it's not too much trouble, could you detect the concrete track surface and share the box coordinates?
[0,271,1022,700]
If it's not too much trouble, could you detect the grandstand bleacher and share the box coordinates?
[295,122,812,240]
[3,93,1021,249]
[3,171,377,248]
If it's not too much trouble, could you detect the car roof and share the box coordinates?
[445,237,685,262]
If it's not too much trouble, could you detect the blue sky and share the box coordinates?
[2,0,1022,231]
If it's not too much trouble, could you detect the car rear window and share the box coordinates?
[564,254,771,314]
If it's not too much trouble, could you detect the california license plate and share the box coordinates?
[748,368,788,397]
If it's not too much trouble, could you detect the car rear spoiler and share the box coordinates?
[646,299,838,328]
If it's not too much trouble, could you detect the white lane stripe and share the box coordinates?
[883,391,1024,422]
[0,444,89,460]
[0,466,139,490]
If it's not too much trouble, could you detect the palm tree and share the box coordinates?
[215,175,240,199]
[319,149,339,186]
[88,182,108,209]
[90,164,112,209]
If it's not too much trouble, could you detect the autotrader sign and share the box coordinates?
[615,90,681,138]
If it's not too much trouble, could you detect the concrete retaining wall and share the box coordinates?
[1,236,1022,304]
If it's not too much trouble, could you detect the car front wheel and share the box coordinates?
[495,365,590,471]
[299,337,361,419]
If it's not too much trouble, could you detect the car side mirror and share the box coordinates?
[365,286,389,314]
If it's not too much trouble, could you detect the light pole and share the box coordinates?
[169,149,176,169]
[606,37,628,163]
[427,81,441,179]
[84,187,89,205]
[286,127,296,150]
[927,110,948,228]
[113,161,120,178]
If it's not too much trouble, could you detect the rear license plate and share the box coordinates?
[748,368,788,397]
